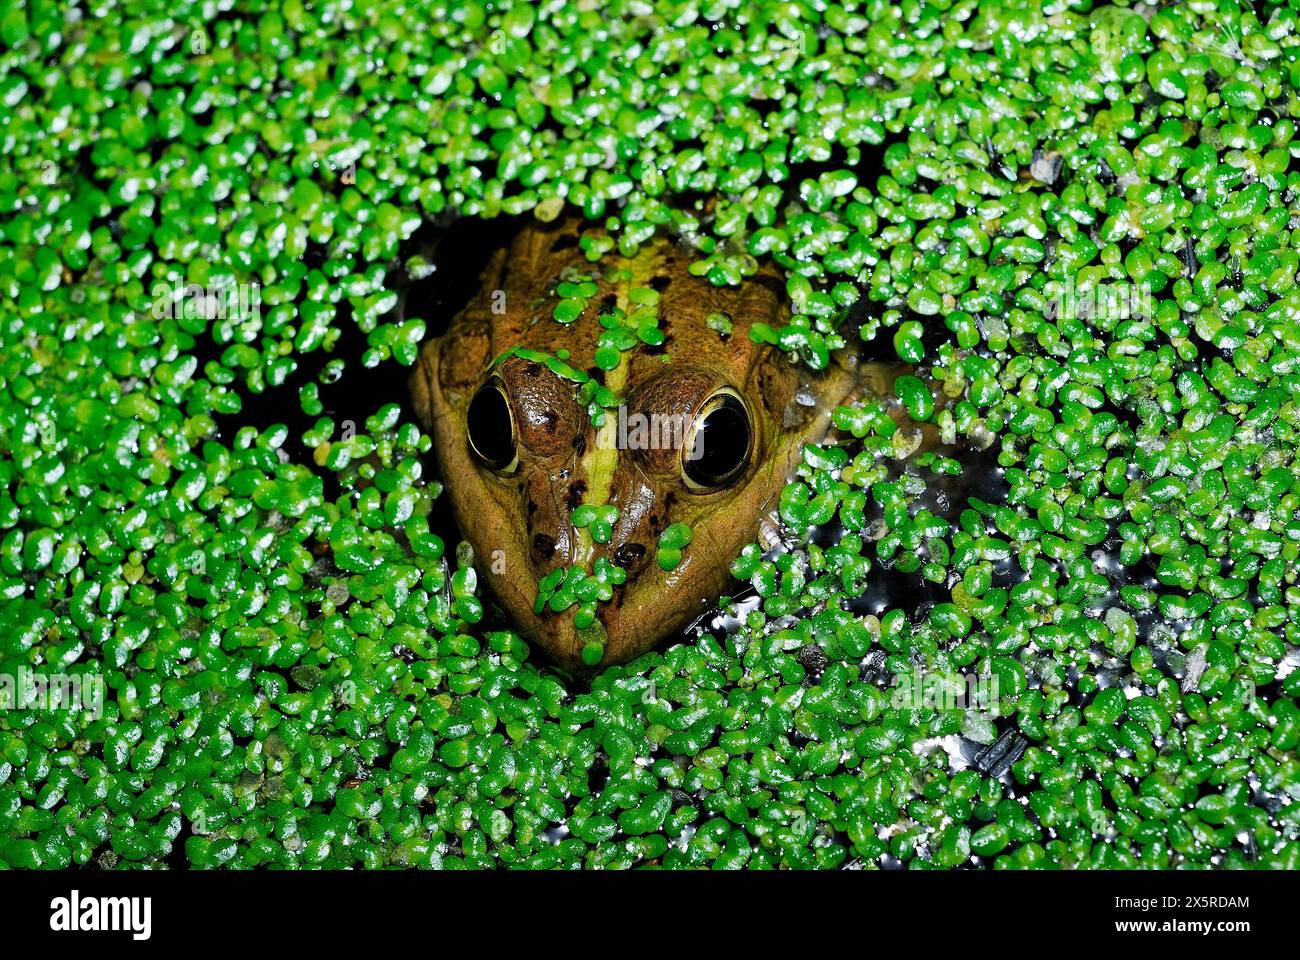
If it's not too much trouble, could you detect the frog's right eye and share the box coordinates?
[467,380,519,474]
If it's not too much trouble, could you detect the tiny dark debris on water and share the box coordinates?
[972,728,1029,779]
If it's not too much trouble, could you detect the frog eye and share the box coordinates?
[682,388,752,491]
[467,380,519,474]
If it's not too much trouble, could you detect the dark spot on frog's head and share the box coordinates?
[612,542,646,569]
[533,533,556,559]
[649,275,671,293]
[526,362,543,378]
[541,409,558,433]
[550,233,579,252]
[758,367,782,415]
[566,481,587,510]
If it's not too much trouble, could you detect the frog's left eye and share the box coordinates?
[467,380,519,474]
[682,388,752,491]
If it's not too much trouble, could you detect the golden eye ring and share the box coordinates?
[466,379,519,474]
[681,388,752,492]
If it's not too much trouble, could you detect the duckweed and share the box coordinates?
[1,0,1299,872]
[656,523,694,573]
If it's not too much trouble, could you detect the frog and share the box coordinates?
[411,216,924,673]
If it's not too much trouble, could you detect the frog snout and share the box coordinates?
[595,475,658,578]
[528,527,649,577]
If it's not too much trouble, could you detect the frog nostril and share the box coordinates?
[612,542,646,569]
[533,533,557,560]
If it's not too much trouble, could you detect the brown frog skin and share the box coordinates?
[411,216,868,673]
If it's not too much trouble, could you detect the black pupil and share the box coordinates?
[467,385,515,468]
[689,397,749,485]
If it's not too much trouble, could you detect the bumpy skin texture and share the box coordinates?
[411,217,857,672]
